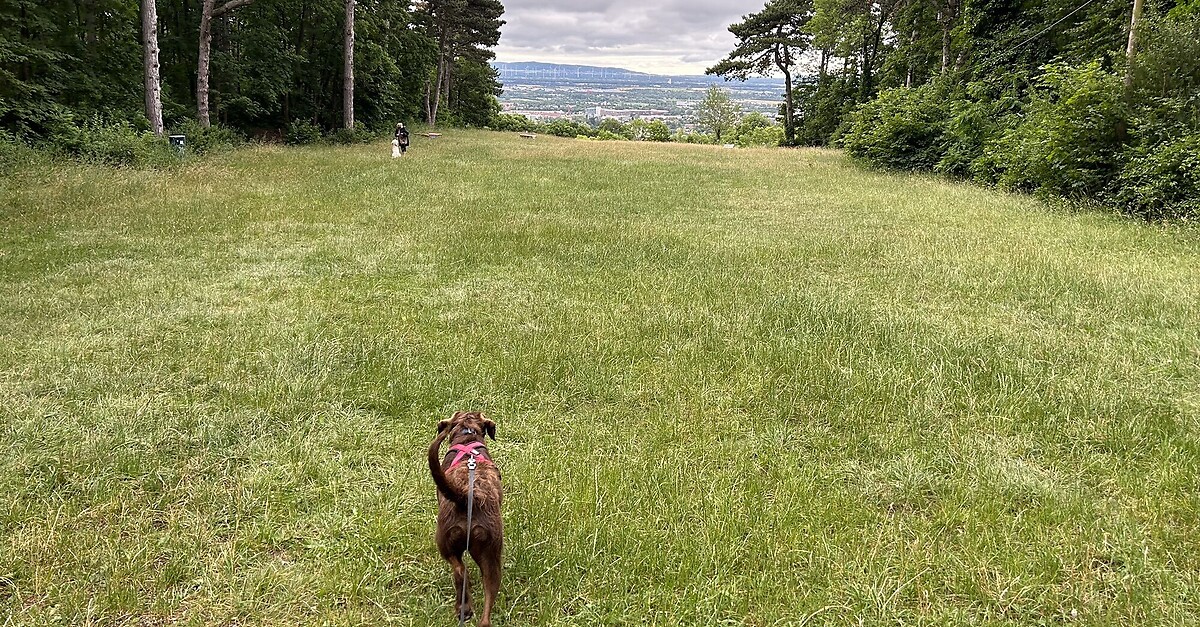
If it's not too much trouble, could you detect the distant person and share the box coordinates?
[393,122,410,157]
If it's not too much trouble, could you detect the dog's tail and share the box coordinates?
[428,430,469,508]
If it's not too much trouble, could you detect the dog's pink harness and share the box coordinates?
[448,442,491,469]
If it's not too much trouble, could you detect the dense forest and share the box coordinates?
[711,0,1200,219]
[0,0,504,156]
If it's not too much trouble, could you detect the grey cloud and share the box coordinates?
[495,0,765,73]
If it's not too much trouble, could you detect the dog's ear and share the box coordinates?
[437,419,452,433]
[482,418,496,440]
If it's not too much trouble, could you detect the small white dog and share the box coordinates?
[391,139,401,158]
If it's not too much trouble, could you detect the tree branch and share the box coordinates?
[212,0,253,17]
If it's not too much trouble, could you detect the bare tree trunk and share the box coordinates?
[940,13,951,73]
[344,0,354,129]
[907,24,918,87]
[430,28,448,127]
[141,0,164,135]
[1124,0,1145,90]
[424,78,433,124]
[197,0,215,127]
[197,0,254,128]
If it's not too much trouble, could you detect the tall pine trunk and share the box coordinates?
[774,44,795,146]
[141,0,164,136]
[344,0,354,129]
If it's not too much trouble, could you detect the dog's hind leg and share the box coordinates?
[473,542,502,627]
[448,552,473,621]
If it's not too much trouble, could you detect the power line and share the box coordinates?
[1009,0,1103,55]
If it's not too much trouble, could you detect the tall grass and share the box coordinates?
[1,131,1198,625]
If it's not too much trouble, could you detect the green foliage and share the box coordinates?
[696,86,741,142]
[672,130,716,144]
[0,129,41,173]
[736,125,785,147]
[286,119,324,146]
[171,120,245,156]
[841,84,949,171]
[449,59,503,127]
[935,83,1020,180]
[791,78,856,146]
[598,118,632,139]
[1170,0,1200,17]
[490,113,536,133]
[546,119,596,138]
[733,113,783,147]
[642,120,671,142]
[627,119,671,142]
[985,62,1127,198]
[1115,132,1200,220]
[594,130,626,141]
[0,0,500,154]
[326,126,378,145]
[46,117,177,168]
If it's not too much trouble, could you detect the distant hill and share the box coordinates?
[492,61,784,88]
[494,61,652,78]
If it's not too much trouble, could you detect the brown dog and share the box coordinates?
[429,411,503,626]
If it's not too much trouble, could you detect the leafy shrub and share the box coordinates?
[734,112,783,147]
[1114,133,1200,219]
[171,119,245,155]
[545,119,595,138]
[490,113,535,132]
[840,84,949,170]
[935,83,1020,180]
[671,131,715,144]
[984,62,1127,198]
[594,130,626,141]
[50,117,177,167]
[326,126,377,145]
[286,119,324,145]
[0,130,41,173]
[598,119,631,139]
[733,112,772,140]
[642,120,671,142]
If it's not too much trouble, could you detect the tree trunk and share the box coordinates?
[198,0,254,127]
[775,44,795,146]
[197,0,215,127]
[344,0,354,129]
[424,78,433,124]
[141,0,164,136]
[940,11,951,73]
[430,24,449,127]
[1124,0,1145,90]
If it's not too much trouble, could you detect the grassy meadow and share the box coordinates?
[2,130,1199,625]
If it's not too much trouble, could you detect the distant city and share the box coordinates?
[493,61,787,130]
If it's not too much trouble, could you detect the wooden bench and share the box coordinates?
[421,132,442,138]
[519,132,537,139]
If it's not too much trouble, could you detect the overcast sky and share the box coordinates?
[493,0,768,75]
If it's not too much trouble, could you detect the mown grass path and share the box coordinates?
[2,131,1199,625]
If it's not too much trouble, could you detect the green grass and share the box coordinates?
[2,130,1199,626]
